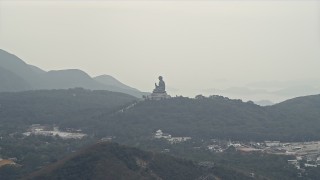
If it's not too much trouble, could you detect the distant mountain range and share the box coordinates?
[0,49,147,98]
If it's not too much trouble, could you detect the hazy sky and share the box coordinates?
[0,0,319,100]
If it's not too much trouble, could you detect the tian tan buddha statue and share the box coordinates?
[153,76,166,93]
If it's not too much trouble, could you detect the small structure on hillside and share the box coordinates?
[145,76,171,100]
[154,129,171,139]
[153,129,191,144]
[264,141,280,147]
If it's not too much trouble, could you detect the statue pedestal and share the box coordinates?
[147,92,171,100]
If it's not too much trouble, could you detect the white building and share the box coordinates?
[154,129,171,139]
[154,130,191,144]
[154,130,163,138]
[264,141,280,147]
[288,160,299,165]
[305,163,317,168]
[168,137,191,144]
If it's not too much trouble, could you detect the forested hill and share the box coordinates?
[269,94,320,116]
[97,95,320,142]
[1,89,320,141]
[26,142,249,180]
[0,88,137,131]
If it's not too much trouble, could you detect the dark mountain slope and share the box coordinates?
[97,96,272,141]
[0,88,137,130]
[94,75,140,92]
[0,49,44,87]
[265,94,320,140]
[94,95,320,142]
[28,64,46,74]
[42,69,107,90]
[0,49,34,77]
[26,142,249,180]
[94,75,146,98]
[270,94,320,114]
[0,66,31,91]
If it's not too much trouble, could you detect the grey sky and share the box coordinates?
[0,0,319,101]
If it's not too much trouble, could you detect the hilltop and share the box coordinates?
[94,94,320,142]
[1,89,320,141]
[1,89,320,142]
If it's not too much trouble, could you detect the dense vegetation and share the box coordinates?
[2,88,320,142]
[91,95,320,142]
[0,135,94,180]
[0,88,137,131]
[169,145,299,180]
[25,142,248,180]
[1,90,320,179]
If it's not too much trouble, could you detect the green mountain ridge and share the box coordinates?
[94,95,320,142]
[1,89,320,141]
[0,88,137,130]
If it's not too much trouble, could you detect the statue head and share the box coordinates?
[159,76,163,80]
